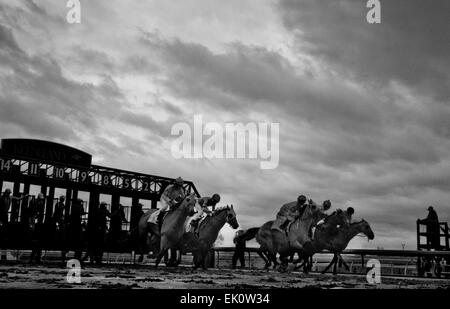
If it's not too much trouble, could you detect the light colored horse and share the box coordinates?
[183,205,239,269]
[154,193,197,267]
[255,202,330,270]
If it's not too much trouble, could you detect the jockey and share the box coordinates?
[188,194,221,232]
[317,205,352,236]
[271,195,309,232]
[345,207,354,225]
[156,177,186,223]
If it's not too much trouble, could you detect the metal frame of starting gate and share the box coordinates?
[0,138,201,251]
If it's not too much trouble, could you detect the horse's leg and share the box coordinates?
[303,256,310,274]
[202,250,209,270]
[322,255,338,274]
[174,249,182,267]
[193,252,200,269]
[340,255,350,271]
[164,250,171,266]
[269,252,279,268]
[155,248,169,268]
[257,251,269,269]
[169,249,177,265]
[165,249,178,266]
[278,253,289,272]
[333,257,338,275]
[155,236,170,268]
[136,233,145,262]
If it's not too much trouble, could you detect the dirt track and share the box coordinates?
[0,264,449,289]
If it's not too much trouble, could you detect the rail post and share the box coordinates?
[360,254,365,274]
[445,223,449,250]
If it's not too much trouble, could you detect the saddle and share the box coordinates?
[188,216,207,236]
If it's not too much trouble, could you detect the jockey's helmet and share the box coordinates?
[4,188,11,194]
[212,194,221,203]
[297,195,306,205]
[323,200,332,210]
[346,207,354,215]
[175,177,184,185]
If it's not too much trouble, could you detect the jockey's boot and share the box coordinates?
[190,219,199,233]
[157,211,165,226]
[280,220,290,232]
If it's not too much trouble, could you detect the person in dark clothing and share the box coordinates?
[232,230,246,269]
[0,189,28,226]
[419,206,440,250]
[27,193,47,264]
[110,204,127,242]
[130,203,144,230]
[30,193,46,224]
[52,196,66,230]
[83,202,110,264]
[68,199,85,260]
[94,202,110,263]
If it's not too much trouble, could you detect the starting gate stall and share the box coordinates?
[0,138,200,256]
[416,219,450,277]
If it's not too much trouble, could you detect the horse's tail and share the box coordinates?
[239,227,260,241]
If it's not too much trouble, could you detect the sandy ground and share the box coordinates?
[0,263,449,289]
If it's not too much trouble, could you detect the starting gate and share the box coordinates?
[0,138,200,251]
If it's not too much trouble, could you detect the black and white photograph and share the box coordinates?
[0,0,449,297]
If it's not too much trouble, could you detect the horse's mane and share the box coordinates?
[212,205,232,215]
[350,218,367,225]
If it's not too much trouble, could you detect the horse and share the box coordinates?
[255,202,330,271]
[182,205,239,270]
[236,226,279,269]
[154,194,197,268]
[311,219,374,275]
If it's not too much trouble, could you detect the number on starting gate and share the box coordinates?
[54,167,66,180]
[78,170,90,183]
[0,159,12,172]
[142,180,150,192]
[123,177,132,190]
[101,173,111,186]
[28,163,40,176]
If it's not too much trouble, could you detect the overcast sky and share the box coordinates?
[1,0,449,249]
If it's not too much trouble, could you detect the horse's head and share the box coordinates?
[354,219,375,240]
[179,193,197,214]
[213,205,239,229]
[225,205,239,229]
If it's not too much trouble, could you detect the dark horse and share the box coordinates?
[182,205,239,269]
